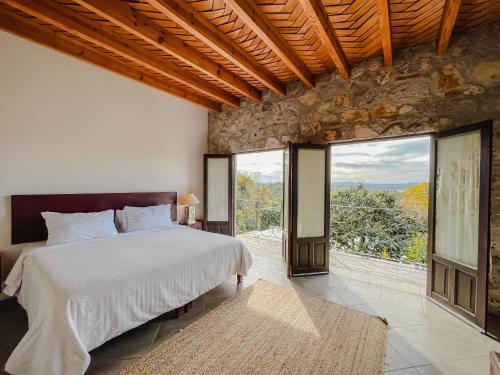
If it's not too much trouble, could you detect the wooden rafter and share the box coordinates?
[145,0,286,96]
[297,0,350,79]
[437,0,462,54]
[72,0,261,102]
[224,0,315,89]
[376,0,393,67]
[4,0,240,108]
[0,0,495,109]
[0,5,221,112]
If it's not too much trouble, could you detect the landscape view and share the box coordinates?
[235,136,430,265]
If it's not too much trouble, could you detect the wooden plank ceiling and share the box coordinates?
[0,0,498,111]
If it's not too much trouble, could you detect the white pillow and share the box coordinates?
[115,209,126,233]
[42,210,118,246]
[122,204,172,232]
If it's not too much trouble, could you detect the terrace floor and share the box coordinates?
[0,235,497,375]
[239,234,427,296]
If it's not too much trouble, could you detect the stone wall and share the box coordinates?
[208,22,500,314]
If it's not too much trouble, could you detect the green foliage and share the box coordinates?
[400,182,429,216]
[380,249,390,259]
[235,173,282,234]
[404,235,428,263]
[330,184,428,262]
[261,205,281,229]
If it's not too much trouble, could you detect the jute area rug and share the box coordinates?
[120,279,388,375]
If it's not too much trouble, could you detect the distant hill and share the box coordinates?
[238,172,426,191]
[254,175,282,184]
[332,181,425,191]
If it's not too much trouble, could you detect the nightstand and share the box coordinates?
[180,220,203,230]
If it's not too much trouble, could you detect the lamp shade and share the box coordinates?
[179,193,200,205]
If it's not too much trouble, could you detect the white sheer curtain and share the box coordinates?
[435,131,481,268]
[207,158,229,221]
[297,149,325,238]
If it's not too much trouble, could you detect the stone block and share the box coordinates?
[472,60,500,87]
[342,110,369,122]
[297,91,318,106]
[438,64,464,92]
[371,104,397,118]
[354,125,379,138]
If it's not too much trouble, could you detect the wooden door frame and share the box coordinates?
[283,145,292,273]
[289,143,331,276]
[426,120,492,329]
[203,154,235,236]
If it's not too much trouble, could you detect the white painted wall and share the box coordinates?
[0,31,208,277]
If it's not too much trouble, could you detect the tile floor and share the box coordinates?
[240,233,427,294]
[1,237,498,375]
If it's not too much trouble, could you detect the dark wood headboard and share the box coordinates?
[11,192,177,244]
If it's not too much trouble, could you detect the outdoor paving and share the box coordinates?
[0,235,496,375]
[238,234,427,296]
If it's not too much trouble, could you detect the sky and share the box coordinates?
[236,150,284,182]
[331,136,430,183]
[236,136,430,184]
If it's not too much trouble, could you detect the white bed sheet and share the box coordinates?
[3,226,253,375]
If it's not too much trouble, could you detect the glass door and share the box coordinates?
[282,145,291,274]
[289,144,331,276]
[428,120,492,328]
[203,154,234,236]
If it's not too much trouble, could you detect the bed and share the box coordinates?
[3,193,253,375]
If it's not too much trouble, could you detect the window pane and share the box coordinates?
[297,149,325,238]
[435,131,480,268]
[207,158,229,221]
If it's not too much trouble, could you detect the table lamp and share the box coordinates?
[179,193,200,224]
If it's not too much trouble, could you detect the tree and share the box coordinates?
[400,182,429,216]
[236,174,257,232]
[404,235,428,263]
[330,184,426,260]
[235,173,282,234]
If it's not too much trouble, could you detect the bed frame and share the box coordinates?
[11,192,177,244]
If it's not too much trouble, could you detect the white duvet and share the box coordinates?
[3,226,253,375]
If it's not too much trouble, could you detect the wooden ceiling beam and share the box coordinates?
[298,0,350,78]
[437,0,462,54]
[73,0,261,102]
[0,5,221,112]
[145,0,285,96]
[4,0,239,108]
[224,0,316,89]
[376,0,393,67]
